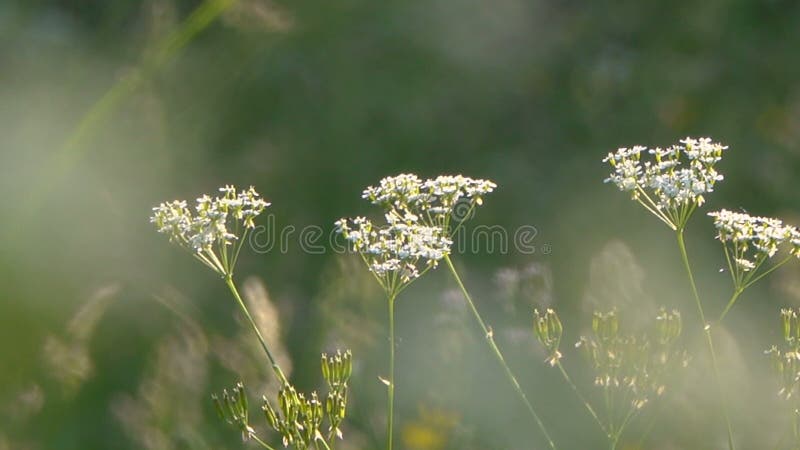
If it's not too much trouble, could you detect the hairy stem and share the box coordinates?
[676,230,735,450]
[444,255,557,449]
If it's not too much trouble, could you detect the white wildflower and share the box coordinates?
[604,137,727,230]
[151,185,269,275]
[708,209,800,287]
[362,173,496,232]
[335,215,452,293]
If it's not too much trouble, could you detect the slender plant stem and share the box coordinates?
[555,362,609,437]
[318,436,333,450]
[224,275,288,385]
[387,293,397,450]
[718,289,743,323]
[675,230,735,450]
[252,434,278,450]
[444,255,557,450]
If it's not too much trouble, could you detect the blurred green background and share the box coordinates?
[3,0,800,448]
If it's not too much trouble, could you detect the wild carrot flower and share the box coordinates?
[603,137,727,230]
[334,214,452,295]
[708,209,800,291]
[362,173,496,234]
[150,185,269,276]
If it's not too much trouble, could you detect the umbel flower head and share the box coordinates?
[334,213,452,296]
[603,137,727,230]
[339,173,495,296]
[708,209,800,289]
[362,173,497,234]
[151,185,269,276]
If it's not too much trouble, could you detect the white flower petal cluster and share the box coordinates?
[340,173,495,294]
[708,209,800,274]
[335,214,452,286]
[362,173,496,230]
[151,185,269,275]
[603,137,727,229]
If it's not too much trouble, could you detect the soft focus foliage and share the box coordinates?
[3,1,800,449]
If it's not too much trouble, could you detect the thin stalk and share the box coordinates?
[387,293,397,450]
[742,255,793,291]
[717,289,743,323]
[443,255,557,450]
[556,362,608,437]
[252,434,278,450]
[224,275,288,385]
[612,406,637,449]
[318,436,333,450]
[604,386,614,437]
[675,230,736,450]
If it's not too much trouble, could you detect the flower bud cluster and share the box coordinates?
[709,209,800,280]
[576,309,687,410]
[603,137,726,229]
[151,185,269,275]
[766,308,800,400]
[533,309,563,366]
[212,382,256,442]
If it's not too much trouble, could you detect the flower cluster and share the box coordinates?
[334,214,452,291]
[362,173,496,232]
[151,185,269,276]
[708,209,800,286]
[766,308,800,400]
[603,137,727,230]
[576,309,687,410]
[338,174,495,295]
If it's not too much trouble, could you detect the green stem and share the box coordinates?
[251,434,278,450]
[676,230,736,450]
[556,362,609,437]
[718,289,743,323]
[387,293,397,450]
[613,406,637,449]
[318,436,333,450]
[224,275,288,385]
[444,255,557,450]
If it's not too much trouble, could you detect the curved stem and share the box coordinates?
[444,255,557,449]
[675,230,736,450]
[224,275,288,385]
[387,293,397,450]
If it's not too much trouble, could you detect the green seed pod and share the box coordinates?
[223,389,238,421]
[325,394,335,422]
[342,350,353,382]
[533,309,550,346]
[263,398,279,430]
[321,353,331,384]
[781,309,794,343]
[235,382,248,414]
[212,394,226,420]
